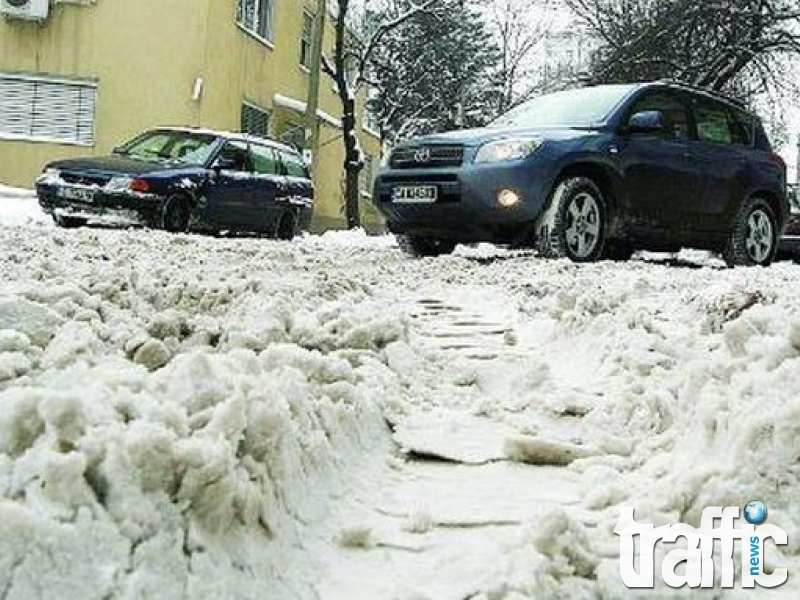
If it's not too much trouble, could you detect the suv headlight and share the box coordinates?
[105,176,133,191]
[474,137,544,164]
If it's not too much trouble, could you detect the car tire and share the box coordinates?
[538,177,606,262]
[54,215,87,229]
[162,196,189,233]
[602,239,635,262]
[722,197,778,267]
[397,234,456,257]
[274,209,298,241]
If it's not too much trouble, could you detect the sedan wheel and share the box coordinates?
[162,196,189,233]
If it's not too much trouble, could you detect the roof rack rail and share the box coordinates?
[654,79,748,109]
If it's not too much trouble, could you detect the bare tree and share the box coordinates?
[480,0,550,113]
[566,0,800,97]
[323,0,441,229]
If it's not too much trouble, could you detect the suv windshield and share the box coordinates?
[490,84,636,129]
[115,130,219,165]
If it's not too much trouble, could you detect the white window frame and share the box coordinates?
[237,0,276,46]
[300,11,314,70]
[0,72,97,146]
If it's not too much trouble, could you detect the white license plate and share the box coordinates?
[59,186,95,202]
[392,185,438,203]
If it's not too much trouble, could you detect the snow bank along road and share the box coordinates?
[1,211,800,598]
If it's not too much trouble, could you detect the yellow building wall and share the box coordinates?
[0,0,382,231]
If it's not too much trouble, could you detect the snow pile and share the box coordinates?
[0,184,51,228]
[2,217,800,598]
[0,228,406,598]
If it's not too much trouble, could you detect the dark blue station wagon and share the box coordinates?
[375,82,788,266]
[36,128,314,238]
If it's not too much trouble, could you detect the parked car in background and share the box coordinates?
[779,183,800,259]
[374,82,788,267]
[36,128,314,238]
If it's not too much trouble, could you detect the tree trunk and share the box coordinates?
[335,0,362,230]
[339,86,363,230]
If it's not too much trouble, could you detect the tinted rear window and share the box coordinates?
[695,101,733,144]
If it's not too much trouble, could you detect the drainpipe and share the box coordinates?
[304,0,327,173]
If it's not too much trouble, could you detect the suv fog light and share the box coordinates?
[497,189,521,208]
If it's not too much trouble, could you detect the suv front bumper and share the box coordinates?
[373,162,552,243]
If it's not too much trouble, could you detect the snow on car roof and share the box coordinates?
[153,126,301,154]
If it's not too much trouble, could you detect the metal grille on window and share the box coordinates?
[278,123,305,151]
[0,74,96,145]
[241,102,270,138]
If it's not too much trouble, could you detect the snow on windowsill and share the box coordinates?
[274,93,342,129]
[235,23,275,51]
[0,133,94,148]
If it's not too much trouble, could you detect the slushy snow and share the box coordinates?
[1,189,800,598]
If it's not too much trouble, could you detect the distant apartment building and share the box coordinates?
[0,0,383,230]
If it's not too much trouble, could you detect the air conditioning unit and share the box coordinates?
[0,0,49,21]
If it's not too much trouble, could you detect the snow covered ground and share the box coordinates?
[0,185,52,228]
[1,188,800,598]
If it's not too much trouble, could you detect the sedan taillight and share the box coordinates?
[130,178,150,193]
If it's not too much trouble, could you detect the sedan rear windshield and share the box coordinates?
[490,85,636,129]
[115,130,218,165]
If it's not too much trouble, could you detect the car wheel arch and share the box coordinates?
[549,161,621,231]
[744,190,786,229]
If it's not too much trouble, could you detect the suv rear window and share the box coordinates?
[695,101,733,144]
[729,109,754,146]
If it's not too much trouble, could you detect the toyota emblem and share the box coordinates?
[414,148,431,163]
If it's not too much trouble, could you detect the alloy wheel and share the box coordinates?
[745,209,774,264]
[565,192,601,259]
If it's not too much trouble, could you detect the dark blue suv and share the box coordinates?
[36,128,314,238]
[374,82,788,266]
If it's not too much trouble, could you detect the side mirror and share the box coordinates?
[626,110,667,135]
[212,156,237,174]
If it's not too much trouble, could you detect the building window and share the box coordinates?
[300,11,314,69]
[241,101,271,138]
[237,0,275,42]
[0,73,97,145]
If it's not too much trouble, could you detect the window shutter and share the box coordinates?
[0,74,97,145]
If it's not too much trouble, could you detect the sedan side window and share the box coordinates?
[279,151,309,178]
[628,93,690,140]
[251,144,281,175]
[694,101,733,145]
[215,141,252,172]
